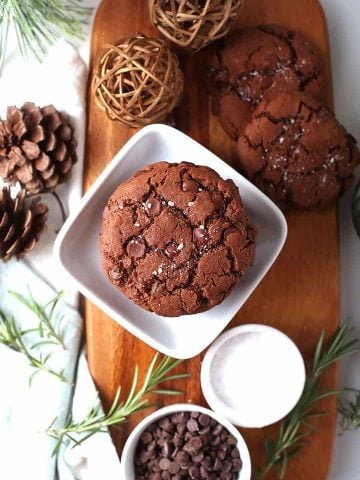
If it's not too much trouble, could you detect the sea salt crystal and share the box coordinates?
[177,243,184,251]
[152,271,157,276]
[134,222,140,227]
[188,201,194,207]
[158,267,163,274]
[198,188,203,192]
[168,201,175,207]
[279,137,284,144]
[147,203,152,209]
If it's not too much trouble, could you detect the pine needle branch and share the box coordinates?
[46,353,189,457]
[0,0,93,73]
[256,324,360,480]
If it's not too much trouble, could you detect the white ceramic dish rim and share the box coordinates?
[120,403,252,480]
[200,324,306,428]
[54,124,288,359]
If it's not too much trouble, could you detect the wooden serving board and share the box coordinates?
[84,1,339,478]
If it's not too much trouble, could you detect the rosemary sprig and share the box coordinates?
[0,0,93,72]
[46,353,189,456]
[10,289,65,348]
[256,324,360,480]
[0,309,69,385]
[338,389,360,434]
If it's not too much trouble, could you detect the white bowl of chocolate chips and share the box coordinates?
[120,403,251,480]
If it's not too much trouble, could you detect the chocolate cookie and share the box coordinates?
[208,25,324,140]
[236,91,360,209]
[99,162,256,316]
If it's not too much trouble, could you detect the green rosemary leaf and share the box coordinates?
[152,389,184,396]
[10,289,65,348]
[0,302,69,385]
[46,353,187,455]
[352,178,360,237]
[124,364,140,408]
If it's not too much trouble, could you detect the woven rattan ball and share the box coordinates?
[93,36,184,127]
[149,0,243,50]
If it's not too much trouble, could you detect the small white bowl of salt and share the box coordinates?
[201,324,306,428]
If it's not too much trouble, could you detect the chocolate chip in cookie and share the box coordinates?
[99,161,257,316]
[236,91,360,209]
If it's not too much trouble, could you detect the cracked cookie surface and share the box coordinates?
[236,91,360,209]
[208,25,324,140]
[99,162,257,316]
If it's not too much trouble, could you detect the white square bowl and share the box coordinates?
[54,124,287,359]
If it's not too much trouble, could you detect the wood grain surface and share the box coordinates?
[84,1,339,478]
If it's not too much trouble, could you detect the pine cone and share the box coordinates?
[0,102,77,194]
[0,187,48,261]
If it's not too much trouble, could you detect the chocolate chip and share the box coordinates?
[231,448,240,458]
[176,450,190,468]
[134,411,242,480]
[146,197,161,215]
[193,226,207,244]
[192,452,204,463]
[187,418,199,432]
[199,414,210,427]
[141,431,153,444]
[231,458,242,470]
[126,239,145,257]
[227,435,237,446]
[168,461,180,474]
[159,458,171,471]
[182,179,199,192]
[166,243,180,257]
[189,436,202,450]
[189,464,200,479]
[222,461,232,473]
[213,457,222,471]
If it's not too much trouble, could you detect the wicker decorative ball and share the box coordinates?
[149,0,243,50]
[93,36,184,127]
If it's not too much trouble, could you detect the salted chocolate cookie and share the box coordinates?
[236,91,360,209]
[99,162,256,316]
[208,25,324,139]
